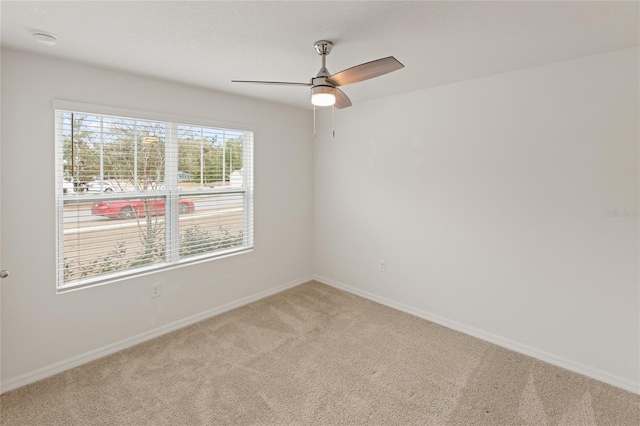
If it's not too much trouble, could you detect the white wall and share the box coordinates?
[0,49,313,385]
[2,46,638,393]
[313,48,639,391]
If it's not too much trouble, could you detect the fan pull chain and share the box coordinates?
[313,105,316,139]
[332,105,335,138]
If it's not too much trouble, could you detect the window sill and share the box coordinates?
[56,246,254,294]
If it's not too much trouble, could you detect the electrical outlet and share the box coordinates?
[379,259,386,272]
[150,283,161,298]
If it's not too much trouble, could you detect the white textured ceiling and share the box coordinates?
[1,1,638,110]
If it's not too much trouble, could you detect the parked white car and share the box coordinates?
[62,181,75,194]
[85,181,118,193]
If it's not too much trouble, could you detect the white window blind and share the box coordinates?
[55,105,254,290]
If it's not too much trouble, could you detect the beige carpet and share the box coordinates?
[1,281,638,425]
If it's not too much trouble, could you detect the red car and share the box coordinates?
[91,198,195,219]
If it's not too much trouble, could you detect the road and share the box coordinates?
[63,200,245,282]
[63,193,243,223]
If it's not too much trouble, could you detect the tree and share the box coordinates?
[63,113,101,189]
[63,113,166,190]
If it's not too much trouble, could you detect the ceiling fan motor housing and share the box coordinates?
[311,76,334,88]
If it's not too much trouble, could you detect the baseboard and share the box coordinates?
[1,275,313,394]
[5,274,637,396]
[313,274,640,395]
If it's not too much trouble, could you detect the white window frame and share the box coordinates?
[54,100,255,292]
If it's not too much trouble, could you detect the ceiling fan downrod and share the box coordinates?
[314,40,333,78]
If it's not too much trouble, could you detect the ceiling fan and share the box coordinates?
[232,40,404,109]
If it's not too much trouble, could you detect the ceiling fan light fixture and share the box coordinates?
[311,86,336,107]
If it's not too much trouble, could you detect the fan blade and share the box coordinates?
[327,56,404,87]
[334,88,352,109]
[231,80,311,87]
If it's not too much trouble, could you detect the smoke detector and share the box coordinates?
[33,32,58,46]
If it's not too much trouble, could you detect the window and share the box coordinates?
[55,102,254,290]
